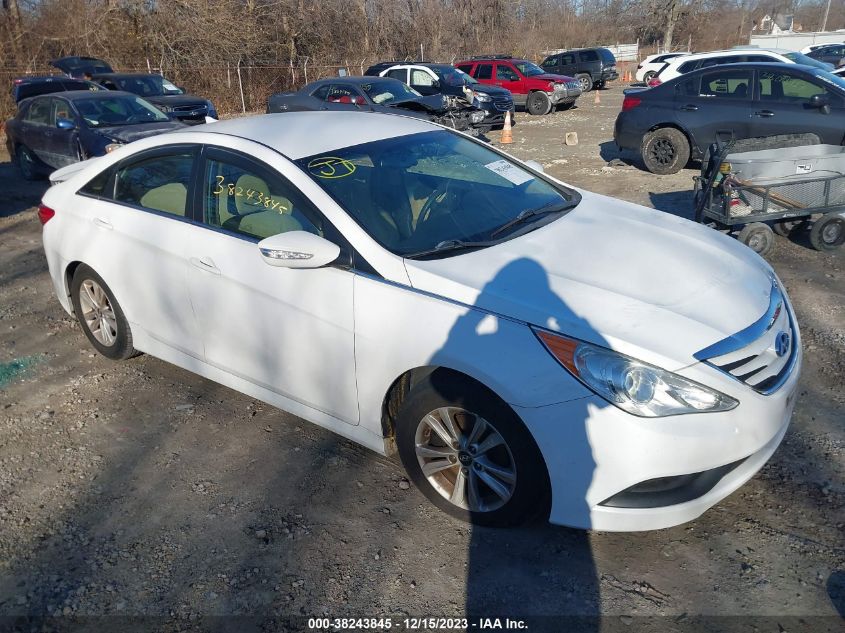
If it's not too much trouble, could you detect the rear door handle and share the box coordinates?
[754,110,775,118]
[679,104,698,111]
[92,217,112,230]
[190,257,220,275]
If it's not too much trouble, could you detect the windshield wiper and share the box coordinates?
[489,201,570,238]
[404,239,497,260]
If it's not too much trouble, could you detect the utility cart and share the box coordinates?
[693,135,845,257]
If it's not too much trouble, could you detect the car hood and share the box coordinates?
[471,84,512,97]
[96,120,186,143]
[403,190,775,370]
[533,73,576,83]
[143,94,209,108]
[391,94,448,112]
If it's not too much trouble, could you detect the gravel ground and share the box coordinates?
[0,89,843,633]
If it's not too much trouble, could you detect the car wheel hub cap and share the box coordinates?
[822,223,841,243]
[79,280,117,347]
[414,406,516,512]
[651,139,675,165]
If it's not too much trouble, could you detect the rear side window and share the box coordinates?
[678,60,699,73]
[579,50,599,62]
[560,53,576,65]
[386,69,407,82]
[599,49,616,63]
[699,69,752,98]
[456,64,473,74]
[24,98,52,124]
[496,65,519,81]
[80,169,112,197]
[114,151,195,217]
[476,64,493,80]
[675,77,700,96]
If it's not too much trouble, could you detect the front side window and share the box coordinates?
[297,130,578,257]
[361,81,421,104]
[759,71,842,105]
[496,65,519,82]
[699,69,752,98]
[541,56,558,69]
[203,155,320,240]
[513,61,545,76]
[114,151,194,217]
[411,69,435,87]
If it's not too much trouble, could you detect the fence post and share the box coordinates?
[304,56,309,84]
[360,58,366,74]
[236,60,246,113]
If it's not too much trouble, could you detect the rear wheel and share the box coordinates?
[641,128,690,175]
[809,214,845,251]
[738,222,775,257]
[395,373,550,527]
[70,265,137,360]
[526,91,552,116]
[16,145,40,181]
[643,71,657,82]
[575,73,592,92]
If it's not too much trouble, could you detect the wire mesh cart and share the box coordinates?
[693,137,845,256]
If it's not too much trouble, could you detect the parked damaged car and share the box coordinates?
[5,90,185,179]
[50,56,114,78]
[92,73,218,124]
[266,77,487,134]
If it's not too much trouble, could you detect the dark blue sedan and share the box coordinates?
[4,90,185,179]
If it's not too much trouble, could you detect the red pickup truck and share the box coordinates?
[455,56,582,115]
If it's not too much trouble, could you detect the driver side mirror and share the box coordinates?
[431,79,441,89]
[56,117,76,130]
[524,160,545,173]
[809,93,830,114]
[257,231,340,269]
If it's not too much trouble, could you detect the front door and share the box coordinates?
[47,97,80,168]
[751,69,845,144]
[186,147,358,423]
[674,67,754,150]
[493,63,522,94]
[409,68,439,96]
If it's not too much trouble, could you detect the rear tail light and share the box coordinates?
[38,204,55,225]
[647,77,662,87]
[622,96,642,111]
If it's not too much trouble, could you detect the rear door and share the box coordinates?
[751,69,845,144]
[673,67,754,151]
[384,67,409,83]
[17,97,54,165]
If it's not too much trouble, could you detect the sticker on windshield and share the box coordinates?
[484,160,534,185]
[307,156,356,179]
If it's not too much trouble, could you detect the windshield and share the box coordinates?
[514,61,546,77]
[436,67,478,86]
[784,52,833,70]
[362,81,422,104]
[76,96,170,127]
[113,75,183,97]
[815,68,845,91]
[297,130,578,257]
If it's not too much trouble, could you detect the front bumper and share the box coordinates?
[514,344,802,532]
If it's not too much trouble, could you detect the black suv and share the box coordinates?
[364,61,515,130]
[540,47,618,92]
[12,76,106,103]
[92,73,217,124]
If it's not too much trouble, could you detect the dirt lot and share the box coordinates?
[0,89,843,632]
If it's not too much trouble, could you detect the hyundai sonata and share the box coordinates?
[39,112,801,530]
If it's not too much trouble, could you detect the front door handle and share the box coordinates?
[190,257,220,275]
[92,217,112,230]
[679,104,698,111]
[754,110,775,118]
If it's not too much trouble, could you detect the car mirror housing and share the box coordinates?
[524,159,545,173]
[257,231,341,269]
[56,117,76,130]
[809,93,830,114]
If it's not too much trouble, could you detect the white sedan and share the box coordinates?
[39,112,801,531]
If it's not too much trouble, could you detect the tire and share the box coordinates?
[526,91,552,116]
[641,127,691,175]
[596,80,607,90]
[70,264,138,360]
[16,145,40,181]
[809,214,845,252]
[738,222,775,257]
[772,219,804,237]
[643,71,657,82]
[395,372,550,527]
[575,73,592,93]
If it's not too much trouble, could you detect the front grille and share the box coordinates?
[695,280,798,394]
[493,98,513,111]
[172,103,208,115]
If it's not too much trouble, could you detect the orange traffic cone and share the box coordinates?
[501,110,513,144]
[594,88,601,105]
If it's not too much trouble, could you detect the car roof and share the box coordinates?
[670,48,785,62]
[176,112,437,160]
[31,89,138,101]
[312,76,398,86]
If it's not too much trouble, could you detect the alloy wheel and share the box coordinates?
[414,406,516,512]
[79,280,118,346]
[649,138,676,166]
[578,76,591,92]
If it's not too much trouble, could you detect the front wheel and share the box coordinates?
[16,145,40,181]
[738,222,775,257]
[395,373,550,527]
[810,214,845,251]
[70,264,138,360]
[526,91,552,116]
[575,73,592,93]
[641,128,690,175]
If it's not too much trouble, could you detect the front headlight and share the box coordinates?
[470,111,485,124]
[534,330,738,417]
[474,93,492,103]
